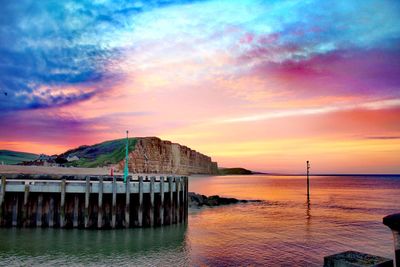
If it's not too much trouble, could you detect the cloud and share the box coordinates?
[365,136,400,140]
[2,0,400,112]
[0,1,119,110]
[0,109,153,149]
[237,0,400,62]
[238,48,400,103]
[218,99,400,123]
[0,0,203,111]
[227,1,400,103]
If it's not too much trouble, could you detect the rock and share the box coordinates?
[188,192,262,208]
[323,251,393,267]
[383,212,400,231]
[117,137,218,175]
[189,193,207,207]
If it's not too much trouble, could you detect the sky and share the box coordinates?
[0,0,399,174]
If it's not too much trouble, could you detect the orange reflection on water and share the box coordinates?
[187,175,399,265]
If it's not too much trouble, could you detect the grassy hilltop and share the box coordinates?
[61,138,137,168]
[0,150,38,165]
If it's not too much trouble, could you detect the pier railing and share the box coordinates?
[0,175,188,229]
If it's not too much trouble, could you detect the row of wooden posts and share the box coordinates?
[0,175,189,229]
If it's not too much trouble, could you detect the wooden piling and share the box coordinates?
[125,176,130,228]
[176,177,180,223]
[97,176,103,228]
[49,196,54,227]
[160,176,164,226]
[73,195,79,228]
[0,174,188,229]
[37,194,43,227]
[12,195,18,227]
[111,176,117,229]
[183,177,186,222]
[0,176,6,225]
[150,176,155,227]
[138,176,143,227]
[185,176,189,222]
[85,176,90,228]
[22,183,29,227]
[60,179,66,228]
[168,176,173,224]
[182,177,185,222]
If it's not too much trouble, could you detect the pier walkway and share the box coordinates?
[0,174,188,229]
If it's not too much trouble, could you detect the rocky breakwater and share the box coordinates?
[117,137,218,175]
[188,192,262,208]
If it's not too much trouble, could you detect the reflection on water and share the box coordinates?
[0,225,189,266]
[188,175,400,266]
[0,175,399,266]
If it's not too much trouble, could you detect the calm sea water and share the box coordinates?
[0,175,399,266]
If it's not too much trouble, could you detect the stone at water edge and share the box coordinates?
[188,192,262,208]
[323,251,393,267]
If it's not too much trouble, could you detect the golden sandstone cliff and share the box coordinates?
[116,137,218,175]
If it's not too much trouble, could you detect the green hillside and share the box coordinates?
[218,167,253,175]
[0,150,39,165]
[62,138,137,168]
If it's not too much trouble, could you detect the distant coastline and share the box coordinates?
[218,167,255,175]
[263,173,400,177]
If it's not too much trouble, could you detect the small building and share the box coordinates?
[67,155,79,162]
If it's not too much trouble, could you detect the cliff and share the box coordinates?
[116,137,218,175]
[60,137,218,175]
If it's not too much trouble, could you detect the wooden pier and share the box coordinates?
[0,174,188,229]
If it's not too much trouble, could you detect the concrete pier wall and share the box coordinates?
[0,175,188,229]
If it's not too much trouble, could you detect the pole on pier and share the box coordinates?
[160,176,164,226]
[84,176,90,228]
[306,161,310,202]
[60,179,66,228]
[125,175,130,228]
[150,176,155,227]
[138,176,143,227]
[0,176,6,226]
[124,130,129,183]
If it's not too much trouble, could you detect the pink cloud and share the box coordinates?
[239,33,255,44]
[243,48,400,100]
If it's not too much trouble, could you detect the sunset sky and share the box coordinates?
[1,0,399,173]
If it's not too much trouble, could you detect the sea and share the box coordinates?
[0,174,399,266]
